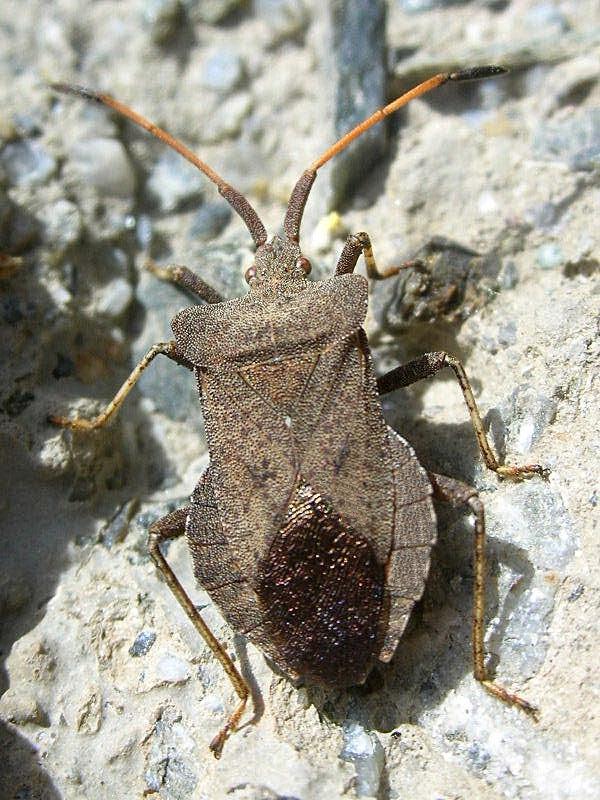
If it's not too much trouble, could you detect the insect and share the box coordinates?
[50,66,547,758]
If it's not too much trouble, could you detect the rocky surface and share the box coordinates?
[0,1,598,799]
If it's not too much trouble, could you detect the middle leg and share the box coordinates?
[377,351,548,480]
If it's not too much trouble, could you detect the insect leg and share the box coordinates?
[49,341,193,431]
[334,231,420,280]
[145,259,224,304]
[427,471,539,719]
[377,352,548,480]
[148,507,250,759]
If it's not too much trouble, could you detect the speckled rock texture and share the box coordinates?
[0,1,598,799]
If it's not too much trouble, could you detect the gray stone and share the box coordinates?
[486,480,577,677]
[340,721,385,798]
[142,0,185,45]
[68,137,136,198]
[497,320,517,348]
[499,259,519,289]
[37,199,82,250]
[147,149,205,213]
[255,0,310,45]
[492,383,557,457]
[155,653,191,684]
[397,0,477,12]
[93,276,134,318]
[525,2,569,32]
[133,269,201,423]
[136,214,154,248]
[144,707,198,798]
[328,0,387,208]
[129,630,157,657]
[100,498,140,547]
[201,49,246,94]
[199,92,254,145]
[536,242,565,270]
[0,139,56,186]
[533,109,600,172]
[186,0,244,24]
[188,200,232,240]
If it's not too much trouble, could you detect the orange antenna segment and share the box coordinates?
[309,66,507,172]
[50,83,267,246]
[52,83,228,188]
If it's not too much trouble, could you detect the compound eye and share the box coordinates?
[296,256,311,275]
[244,264,257,284]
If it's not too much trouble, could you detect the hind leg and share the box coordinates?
[148,507,250,758]
[428,472,538,719]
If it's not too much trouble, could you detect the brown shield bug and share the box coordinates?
[50,66,548,758]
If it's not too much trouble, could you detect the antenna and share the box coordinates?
[283,66,508,242]
[51,83,267,247]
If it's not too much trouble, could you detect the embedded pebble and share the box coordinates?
[536,242,564,270]
[191,0,245,24]
[525,2,569,32]
[155,653,191,684]
[93,276,134,318]
[533,109,600,172]
[100,498,140,548]
[144,707,198,796]
[499,259,519,289]
[136,214,153,248]
[201,49,245,94]
[200,92,254,144]
[189,201,232,240]
[397,0,480,13]
[142,0,184,45]
[37,199,82,250]
[494,383,557,456]
[129,630,157,657]
[147,149,205,212]
[68,138,136,198]
[0,139,56,186]
[340,721,385,798]
[255,0,310,45]
[498,320,517,348]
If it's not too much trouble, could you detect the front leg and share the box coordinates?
[378,351,548,481]
[145,259,224,304]
[335,231,421,280]
[49,340,193,431]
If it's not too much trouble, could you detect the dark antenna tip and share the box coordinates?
[49,82,104,103]
[448,65,509,82]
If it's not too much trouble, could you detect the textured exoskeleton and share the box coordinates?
[50,66,546,757]
[173,235,436,688]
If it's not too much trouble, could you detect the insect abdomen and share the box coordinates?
[255,481,385,688]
